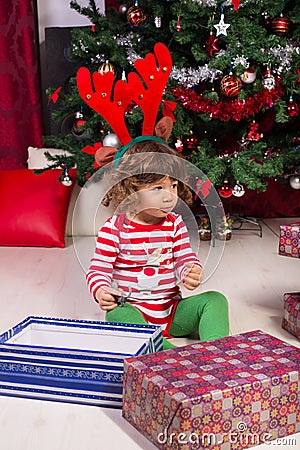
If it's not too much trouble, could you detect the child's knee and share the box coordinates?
[205,291,228,311]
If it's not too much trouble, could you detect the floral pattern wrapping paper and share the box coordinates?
[123,331,300,450]
[279,224,300,258]
[282,293,300,340]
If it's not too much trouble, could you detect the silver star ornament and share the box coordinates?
[214,14,230,36]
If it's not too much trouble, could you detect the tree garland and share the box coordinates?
[171,80,284,122]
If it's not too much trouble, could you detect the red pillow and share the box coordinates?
[0,169,75,247]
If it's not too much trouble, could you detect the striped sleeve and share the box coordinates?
[172,214,202,281]
[86,216,120,299]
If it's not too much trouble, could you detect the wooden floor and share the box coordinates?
[0,217,299,450]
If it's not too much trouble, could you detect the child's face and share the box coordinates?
[134,176,178,224]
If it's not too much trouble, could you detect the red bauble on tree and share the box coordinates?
[183,132,199,150]
[261,10,272,29]
[287,96,299,117]
[72,111,86,136]
[220,74,242,97]
[218,179,233,198]
[127,1,147,26]
[271,13,291,36]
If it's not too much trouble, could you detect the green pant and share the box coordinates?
[106,291,229,350]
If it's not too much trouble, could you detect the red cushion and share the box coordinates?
[0,169,75,247]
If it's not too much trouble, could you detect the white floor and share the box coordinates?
[0,218,299,450]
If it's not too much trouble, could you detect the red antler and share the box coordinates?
[130,42,172,136]
[76,43,172,145]
[76,69,133,145]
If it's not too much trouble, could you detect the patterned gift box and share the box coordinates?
[279,223,300,258]
[282,292,300,340]
[0,316,162,408]
[123,330,300,450]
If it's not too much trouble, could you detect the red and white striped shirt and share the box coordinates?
[86,212,201,336]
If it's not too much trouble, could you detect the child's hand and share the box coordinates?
[182,263,202,290]
[95,286,122,311]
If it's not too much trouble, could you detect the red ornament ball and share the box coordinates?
[271,14,291,35]
[127,5,147,26]
[183,133,199,150]
[72,111,86,136]
[220,74,242,97]
[261,10,271,29]
[287,99,299,117]
[218,179,233,198]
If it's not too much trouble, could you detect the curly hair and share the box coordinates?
[102,140,192,210]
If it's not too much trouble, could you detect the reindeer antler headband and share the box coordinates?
[76,42,174,167]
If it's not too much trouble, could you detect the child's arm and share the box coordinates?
[86,217,120,308]
[173,215,202,290]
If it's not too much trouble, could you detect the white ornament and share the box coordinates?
[240,68,256,84]
[289,174,300,190]
[60,168,73,187]
[154,16,161,28]
[263,69,276,91]
[103,133,121,149]
[214,14,230,36]
[232,181,245,197]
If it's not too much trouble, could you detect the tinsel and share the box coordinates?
[171,65,223,86]
[268,43,300,75]
[190,0,251,8]
[172,80,284,122]
[117,35,223,86]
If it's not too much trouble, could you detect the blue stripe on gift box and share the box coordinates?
[0,372,123,394]
[0,383,122,408]
[0,347,125,369]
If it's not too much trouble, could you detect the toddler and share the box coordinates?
[86,139,229,349]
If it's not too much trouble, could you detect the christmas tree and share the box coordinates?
[43,0,300,195]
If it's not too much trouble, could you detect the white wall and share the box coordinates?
[37,0,105,43]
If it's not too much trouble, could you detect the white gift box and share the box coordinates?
[0,316,162,408]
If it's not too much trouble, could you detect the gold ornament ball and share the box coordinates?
[98,60,115,75]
